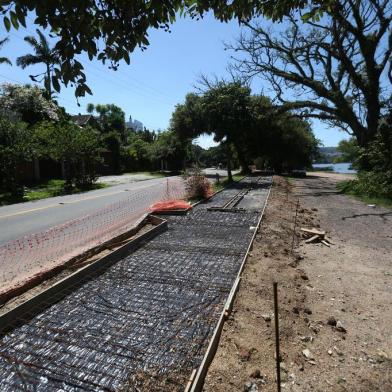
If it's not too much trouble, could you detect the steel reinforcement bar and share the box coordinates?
[0,176,272,391]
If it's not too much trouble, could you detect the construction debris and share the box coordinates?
[300,227,332,246]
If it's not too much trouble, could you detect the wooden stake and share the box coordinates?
[273,282,282,392]
[291,199,299,255]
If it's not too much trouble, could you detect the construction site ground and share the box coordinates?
[204,174,392,392]
[0,177,271,391]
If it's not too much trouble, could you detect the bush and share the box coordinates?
[184,167,213,199]
[340,171,392,200]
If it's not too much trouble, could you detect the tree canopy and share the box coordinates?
[171,80,319,176]
[229,0,392,150]
[1,1,328,97]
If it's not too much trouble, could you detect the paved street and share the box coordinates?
[0,176,179,246]
[0,169,238,246]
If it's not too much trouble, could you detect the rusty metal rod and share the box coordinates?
[273,282,281,392]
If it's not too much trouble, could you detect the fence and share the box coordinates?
[0,177,186,298]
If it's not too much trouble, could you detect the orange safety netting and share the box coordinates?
[149,199,192,212]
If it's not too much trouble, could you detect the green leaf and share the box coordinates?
[15,6,26,28]
[10,11,19,29]
[3,16,11,32]
[52,76,61,93]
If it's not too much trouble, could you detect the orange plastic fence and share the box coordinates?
[149,200,191,212]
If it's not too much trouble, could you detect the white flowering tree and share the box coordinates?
[0,83,59,125]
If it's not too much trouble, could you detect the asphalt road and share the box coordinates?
[0,168,238,246]
[0,176,178,246]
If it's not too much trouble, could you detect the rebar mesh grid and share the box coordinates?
[0,177,272,391]
[0,178,186,297]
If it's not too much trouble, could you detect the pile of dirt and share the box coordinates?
[204,175,392,391]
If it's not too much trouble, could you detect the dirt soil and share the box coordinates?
[204,174,392,392]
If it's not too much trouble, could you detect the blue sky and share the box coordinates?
[0,14,349,148]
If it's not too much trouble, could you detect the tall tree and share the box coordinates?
[230,0,392,152]
[1,1,320,97]
[86,103,126,173]
[0,37,11,65]
[16,29,60,99]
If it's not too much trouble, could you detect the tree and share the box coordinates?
[86,103,126,173]
[261,116,319,172]
[0,118,32,196]
[335,138,359,164]
[172,81,319,175]
[33,121,103,190]
[87,103,126,137]
[172,81,254,180]
[125,131,153,171]
[0,83,59,124]
[0,37,11,65]
[230,1,392,153]
[1,1,318,97]
[151,130,188,171]
[16,29,60,99]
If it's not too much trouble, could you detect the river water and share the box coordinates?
[313,162,357,174]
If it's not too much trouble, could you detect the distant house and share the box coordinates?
[125,115,143,131]
[71,114,98,127]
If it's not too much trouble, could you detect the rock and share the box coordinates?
[333,346,344,356]
[336,320,347,332]
[376,350,389,363]
[309,323,320,333]
[300,336,313,343]
[304,307,312,315]
[328,349,333,355]
[302,349,314,360]
[261,314,272,322]
[327,316,337,326]
[240,350,251,361]
[300,273,309,280]
[292,306,300,314]
[280,362,287,372]
[249,369,261,379]
[244,381,259,392]
[311,207,318,211]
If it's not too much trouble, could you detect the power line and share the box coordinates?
[83,65,176,108]
[85,62,178,106]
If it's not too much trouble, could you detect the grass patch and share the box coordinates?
[0,179,108,206]
[286,176,294,185]
[337,180,392,208]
